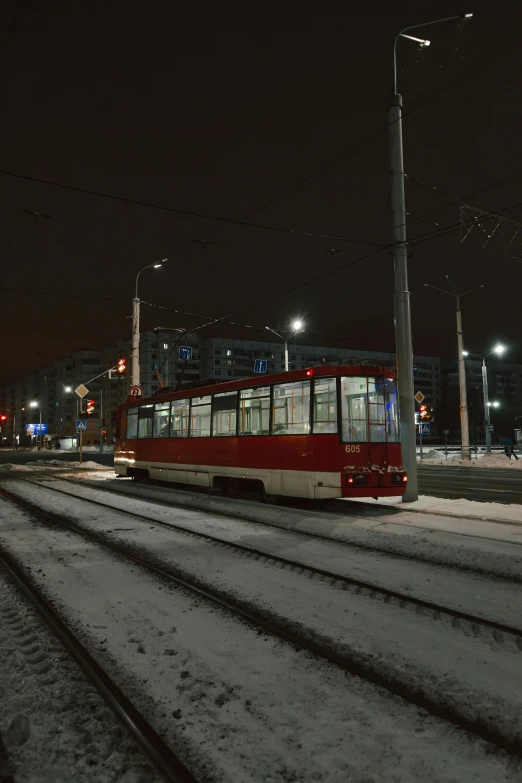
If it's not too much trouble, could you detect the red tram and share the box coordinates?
[114,365,407,500]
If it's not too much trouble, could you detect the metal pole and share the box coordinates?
[80,430,83,465]
[132,296,140,387]
[482,358,491,454]
[455,305,470,459]
[284,339,289,372]
[445,432,448,459]
[419,429,423,460]
[389,93,418,501]
[39,409,42,450]
[99,387,103,454]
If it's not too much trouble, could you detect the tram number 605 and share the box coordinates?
[345,445,361,453]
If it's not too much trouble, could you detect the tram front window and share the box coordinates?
[341,376,399,442]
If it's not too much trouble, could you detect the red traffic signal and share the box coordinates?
[0,414,7,422]
[85,399,95,415]
[419,404,431,422]
[117,358,127,374]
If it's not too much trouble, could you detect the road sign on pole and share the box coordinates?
[254,359,267,374]
[178,346,193,361]
[76,420,87,431]
[129,385,143,399]
[419,422,430,435]
[414,391,425,404]
[413,366,419,378]
[75,384,89,399]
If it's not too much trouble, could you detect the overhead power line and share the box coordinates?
[0,168,383,248]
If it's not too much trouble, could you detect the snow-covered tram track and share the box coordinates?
[0,546,197,783]
[6,475,522,648]
[2,478,522,766]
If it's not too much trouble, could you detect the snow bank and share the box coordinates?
[0,464,32,472]
[419,451,522,468]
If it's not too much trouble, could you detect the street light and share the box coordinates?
[30,400,43,449]
[64,386,72,393]
[265,320,305,372]
[464,345,507,453]
[132,258,167,387]
[424,277,484,459]
[391,12,473,498]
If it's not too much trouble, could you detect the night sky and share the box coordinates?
[2,1,522,385]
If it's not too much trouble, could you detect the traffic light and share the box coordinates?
[85,399,95,416]
[0,414,7,423]
[419,404,431,422]
[117,358,127,374]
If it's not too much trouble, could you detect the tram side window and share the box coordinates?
[272,381,310,435]
[212,391,238,436]
[189,395,211,438]
[170,399,190,437]
[239,387,270,435]
[341,378,367,441]
[313,378,337,434]
[153,402,170,438]
[126,408,138,439]
[138,404,154,438]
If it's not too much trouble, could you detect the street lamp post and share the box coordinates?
[424,277,484,459]
[132,258,167,388]
[29,401,42,449]
[392,12,473,497]
[265,320,304,372]
[463,345,505,453]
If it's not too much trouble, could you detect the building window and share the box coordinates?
[215,370,221,376]
[226,350,232,356]
[227,360,233,366]
[272,381,310,435]
[151,353,158,359]
[215,360,221,365]
[215,350,221,356]
[163,343,169,350]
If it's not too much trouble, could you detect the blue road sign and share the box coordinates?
[76,420,87,432]
[419,422,430,435]
[254,359,267,374]
[178,346,193,361]
[413,366,419,378]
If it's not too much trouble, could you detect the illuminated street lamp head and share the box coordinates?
[461,12,474,19]
[153,258,168,269]
[291,319,304,332]
[487,401,500,408]
[65,386,72,393]
[29,401,38,408]
[493,344,505,355]
[462,351,469,357]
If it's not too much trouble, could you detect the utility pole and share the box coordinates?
[481,358,491,453]
[455,301,470,460]
[391,12,474,494]
[424,277,484,460]
[132,259,167,389]
[389,90,417,501]
[99,387,103,454]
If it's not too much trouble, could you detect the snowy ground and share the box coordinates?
[418,449,522,468]
[0,490,520,782]
[0,570,163,782]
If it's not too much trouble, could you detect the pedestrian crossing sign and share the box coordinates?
[76,420,87,431]
[419,422,430,434]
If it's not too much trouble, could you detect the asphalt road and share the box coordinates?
[418,464,522,505]
[0,450,114,467]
